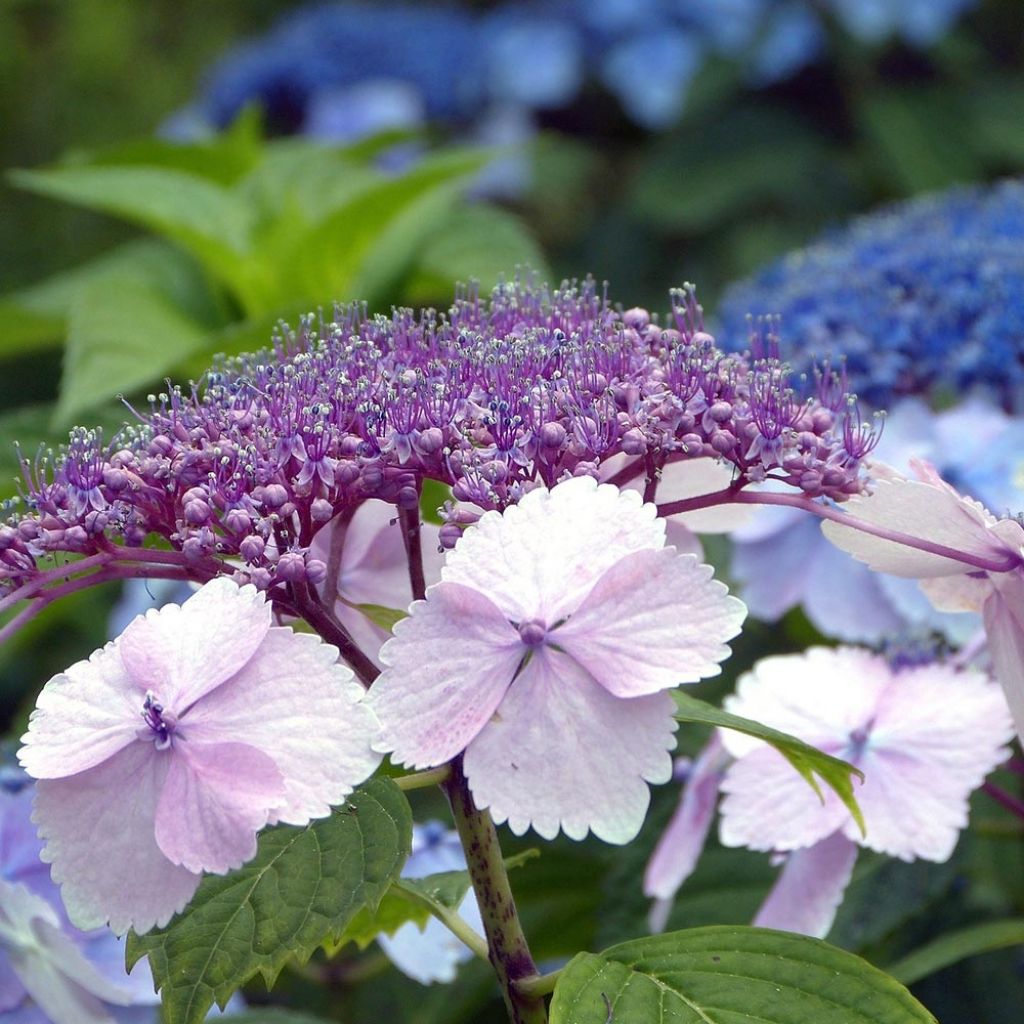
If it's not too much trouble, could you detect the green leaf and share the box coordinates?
[672,691,865,834]
[0,299,63,358]
[9,165,256,304]
[126,778,412,1024]
[402,205,550,305]
[56,279,210,425]
[886,919,1024,986]
[550,926,938,1024]
[227,1013,335,1024]
[333,848,538,952]
[353,603,408,634]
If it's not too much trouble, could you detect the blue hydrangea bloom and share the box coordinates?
[717,181,1024,411]
[170,0,978,141]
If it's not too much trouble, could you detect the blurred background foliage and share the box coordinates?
[1,1,1023,1022]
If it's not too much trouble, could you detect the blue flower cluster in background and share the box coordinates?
[167,0,979,140]
[717,180,1024,411]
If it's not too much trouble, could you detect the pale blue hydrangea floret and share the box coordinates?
[717,181,1024,411]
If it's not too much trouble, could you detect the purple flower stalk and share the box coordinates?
[0,275,874,650]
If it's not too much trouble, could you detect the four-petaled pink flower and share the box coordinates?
[821,460,1024,740]
[719,647,1012,937]
[368,476,747,843]
[18,578,381,935]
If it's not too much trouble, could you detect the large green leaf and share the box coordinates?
[126,778,412,1024]
[0,300,63,358]
[886,919,1024,985]
[549,927,938,1023]
[56,279,210,425]
[672,691,864,832]
[9,165,257,305]
[402,204,550,306]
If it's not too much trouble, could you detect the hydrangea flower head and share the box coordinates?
[717,181,1024,410]
[369,476,746,843]
[719,647,1012,936]
[18,578,381,934]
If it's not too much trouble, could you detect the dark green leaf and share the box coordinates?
[886,919,1024,985]
[550,926,938,1023]
[672,690,865,833]
[227,1013,335,1024]
[126,778,412,1024]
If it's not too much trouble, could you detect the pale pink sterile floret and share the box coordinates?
[718,647,1012,937]
[368,476,747,845]
[821,460,1024,739]
[19,577,382,935]
[309,498,444,664]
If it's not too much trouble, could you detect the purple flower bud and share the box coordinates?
[397,486,419,509]
[439,523,462,549]
[224,508,251,534]
[311,498,335,523]
[305,559,328,586]
[416,427,445,455]
[261,484,289,510]
[539,422,567,450]
[621,428,647,457]
[240,535,265,563]
[275,552,307,582]
[251,567,273,589]
[711,430,736,454]
[184,500,211,526]
[102,468,128,492]
[182,537,207,562]
[623,307,650,330]
[680,433,705,456]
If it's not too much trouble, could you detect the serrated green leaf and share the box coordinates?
[672,690,865,834]
[126,778,412,1024]
[55,279,210,425]
[886,919,1024,985]
[9,165,257,305]
[550,926,938,1024]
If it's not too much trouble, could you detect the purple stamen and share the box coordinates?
[142,692,176,750]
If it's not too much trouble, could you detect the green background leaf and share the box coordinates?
[887,919,1024,986]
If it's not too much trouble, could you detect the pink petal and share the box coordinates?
[34,742,201,935]
[920,573,992,614]
[753,831,859,938]
[118,578,271,711]
[154,741,284,874]
[720,647,887,760]
[644,736,729,902]
[463,648,677,844]
[821,476,1007,578]
[182,627,381,825]
[657,458,755,534]
[719,745,852,853]
[443,476,666,622]
[19,645,139,780]
[983,574,1024,743]
[557,547,745,698]
[369,583,523,769]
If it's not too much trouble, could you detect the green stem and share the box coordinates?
[426,901,490,962]
[394,765,451,791]
[445,760,548,1024]
[514,968,563,1001]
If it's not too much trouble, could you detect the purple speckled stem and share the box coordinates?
[444,759,547,1024]
[657,488,1020,575]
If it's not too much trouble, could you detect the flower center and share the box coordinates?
[141,692,176,751]
[517,619,547,647]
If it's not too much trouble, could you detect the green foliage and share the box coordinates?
[672,690,865,832]
[227,1013,335,1024]
[886,919,1024,985]
[550,927,938,1024]
[126,779,412,1024]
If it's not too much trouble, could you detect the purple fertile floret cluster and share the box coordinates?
[1,276,875,606]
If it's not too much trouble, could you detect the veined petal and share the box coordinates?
[154,741,285,874]
[183,627,381,826]
[821,476,1009,578]
[34,743,201,936]
[464,648,677,844]
[443,476,666,622]
[719,745,852,852]
[753,831,859,939]
[644,736,729,903]
[19,645,139,780]
[557,547,745,698]
[118,578,271,711]
[369,583,523,769]
[983,574,1024,743]
[657,458,755,534]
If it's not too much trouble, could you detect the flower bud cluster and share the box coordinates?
[2,275,875,596]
